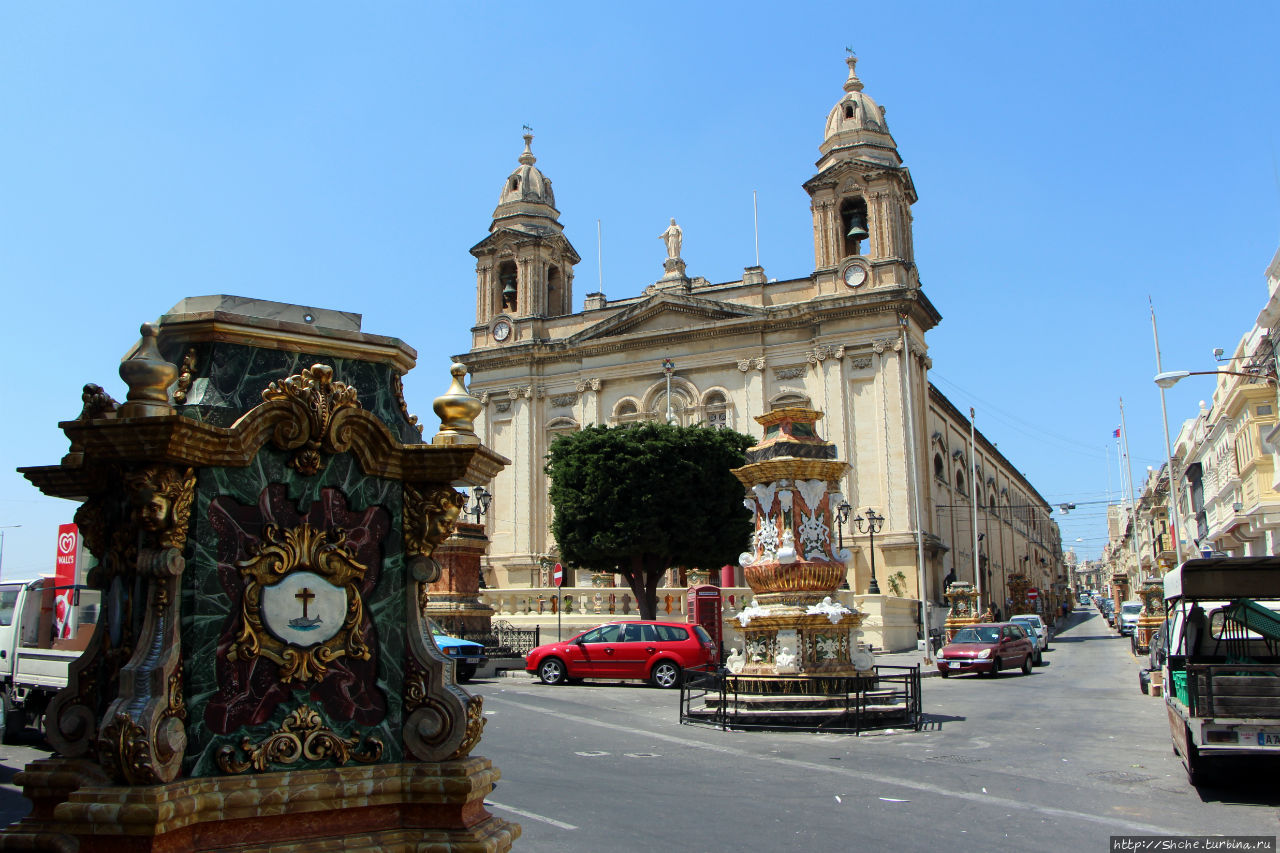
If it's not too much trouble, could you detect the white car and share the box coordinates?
[1010,614,1049,650]
[1118,601,1143,636]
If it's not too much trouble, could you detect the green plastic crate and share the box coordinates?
[1171,670,1189,706]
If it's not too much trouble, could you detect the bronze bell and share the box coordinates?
[501,276,517,302]
[845,210,870,242]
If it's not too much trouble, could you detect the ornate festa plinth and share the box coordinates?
[5,298,518,852]
[1007,572,1031,616]
[943,581,981,642]
[1134,579,1164,654]
[726,407,871,678]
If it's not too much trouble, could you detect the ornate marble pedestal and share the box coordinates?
[4,298,517,852]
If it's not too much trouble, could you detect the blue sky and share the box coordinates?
[2,3,1278,577]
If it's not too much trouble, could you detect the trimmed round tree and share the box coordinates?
[545,422,754,620]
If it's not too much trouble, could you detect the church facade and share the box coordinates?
[457,57,1064,621]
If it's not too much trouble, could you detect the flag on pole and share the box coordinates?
[1113,428,1121,438]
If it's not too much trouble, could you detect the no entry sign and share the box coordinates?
[1027,589,1039,600]
[553,563,563,587]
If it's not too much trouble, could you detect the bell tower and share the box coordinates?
[471,133,580,347]
[804,55,919,292]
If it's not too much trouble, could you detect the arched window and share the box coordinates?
[703,391,728,429]
[652,390,690,425]
[839,196,869,258]
[497,260,518,312]
[771,393,810,411]
[547,265,563,314]
[612,399,641,425]
[934,454,945,481]
[956,471,966,495]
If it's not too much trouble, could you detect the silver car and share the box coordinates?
[1010,617,1046,665]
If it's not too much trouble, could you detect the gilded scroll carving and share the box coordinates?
[446,695,486,761]
[391,371,424,436]
[215,704,383,774]
[402,558,473,762]
[260,363,360,475]
[172,348,198,405]
[91,464,195,784]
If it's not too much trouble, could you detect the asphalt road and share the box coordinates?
[473,608,1280,852]
[0,609,1275,851]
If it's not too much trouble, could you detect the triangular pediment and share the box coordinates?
[469,227,580,263]
[570,293,765,343]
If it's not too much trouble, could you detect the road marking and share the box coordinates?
[487,694,1187,836]
[573,750,610,757]
[485,800,578,831]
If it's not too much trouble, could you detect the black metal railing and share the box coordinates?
[457,621,541,658]
[679,664,922,734]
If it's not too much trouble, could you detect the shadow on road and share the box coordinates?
[1192,765,1280,806]
[919,713,965,731]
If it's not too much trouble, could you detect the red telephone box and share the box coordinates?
[687,584,722,653]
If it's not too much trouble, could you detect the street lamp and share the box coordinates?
[0,525,19,577]
[465,486,491,524]
[1154,369,1275,389]
[853,508,884,595]
[662,358,676,424]
[835,500,852,549]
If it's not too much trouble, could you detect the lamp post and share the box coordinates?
[835,500,852,549]
[853,508,884,595]
[465,486,491,524]
[0,525,19,578]
[662,358,676,424]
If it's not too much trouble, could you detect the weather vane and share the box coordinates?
[522,124,534,134]
[845,46,855,57]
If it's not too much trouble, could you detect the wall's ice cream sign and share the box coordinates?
[54,523,78,639]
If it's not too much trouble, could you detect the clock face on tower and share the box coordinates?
[492,320,511,342]
[843,264,867,288]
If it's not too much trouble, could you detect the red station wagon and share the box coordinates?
[525,620,718,688]
[937,622,1035,678]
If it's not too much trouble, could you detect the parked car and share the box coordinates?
[936,623,1035,678]
[0,579,99,742]
[429,620,486,683]
[1118,601,1143,636]
[1009,617,1046,665]
[1010,613,1049,649]
[525,620,718,688]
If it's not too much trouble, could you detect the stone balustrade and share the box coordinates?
[476,586,921,653]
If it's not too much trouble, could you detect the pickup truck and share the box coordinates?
[1161,556,1280,785]
[0,578,98,742]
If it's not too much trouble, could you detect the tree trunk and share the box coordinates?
[624,554,666,620]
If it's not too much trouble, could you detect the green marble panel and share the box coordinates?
[181,449,405,777]
[162,339,424,444]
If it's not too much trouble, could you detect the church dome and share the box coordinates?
[820,56,900,166]
[493,133,557,221]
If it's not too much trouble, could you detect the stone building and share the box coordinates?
[1166,247,1280,557]
[457,57,1063,631]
